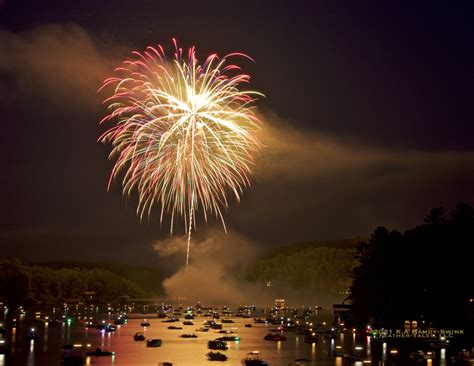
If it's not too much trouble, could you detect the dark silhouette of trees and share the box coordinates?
[348,202,474,328]
[0,260,147,306]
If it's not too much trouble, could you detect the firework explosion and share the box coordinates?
[99,40,263,270]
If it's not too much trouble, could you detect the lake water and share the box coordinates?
[0,308,451,366]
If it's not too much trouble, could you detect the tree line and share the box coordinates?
[246,245,356,301]
[348,202,474,328]
[0,259,147,306]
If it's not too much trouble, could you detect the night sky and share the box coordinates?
[0,1,473,266]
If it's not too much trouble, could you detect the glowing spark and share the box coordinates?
[99,40,263,270]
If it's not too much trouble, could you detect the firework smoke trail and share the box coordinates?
[99,39,263,271]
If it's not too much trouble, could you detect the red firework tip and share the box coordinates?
[225,52,255,63]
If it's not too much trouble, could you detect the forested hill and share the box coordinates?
[31,261,165,296]
[266,237,363,257]
[245,238,362,305]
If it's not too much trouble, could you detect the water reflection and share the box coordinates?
[27,340,34,366]
[0,307,462,366]
[440,348,446,366]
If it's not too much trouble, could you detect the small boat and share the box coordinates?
[218,329,234,334]
[141,320,151,327]
[264,332,286,341]
[0,338,7,352]
[254,318,266,324]
[85,322,102,329]
[451,349,474,364]
[86,348,114,357]
[180,334,198,338]
[184,314,194,320]
[146,339,162,347]
[60,344,85,365]
[215,335,240,342]
[221,319,234,323]
[114,318,125,325]
[208,340,228,350]
[26,328,40,341]
[245,324,252,328]
[207,351,228,361]
[105,325,117,332]
[163,317,179,323]
[183,321,194,326]
[48,318,63,327]
[134,332,145,341]
[243,351,268,366]
[290,359,310,366]
[343,353,363,361]
[168,326,183,330]
[304,332,318,343]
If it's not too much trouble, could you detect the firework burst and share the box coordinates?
[99,39,263,269]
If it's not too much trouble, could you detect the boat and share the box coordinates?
[218,329,234,334]
[243,351,268,366]
[114,318,125,325]
[253,318,266,324]
[207,351,228,361]
[104,324,116,332]
[133,332,145,341]
[221,319,234,323]
[208,340,228,350]
[86,348,114,357]
[180,333,198,338]
[0,339,7,354]
[304,332,318,343]
[60,344,85,365]
[168,326,183,330]
[264,332,286,341]
[215,335,240,342]
[290,359,310,366]
[410,350,431,361]
[245,324,253,328]
[163,317,179,323]
[140,320,151,327]
[183,321,194,326]
[343,353,363,361]
[48,318,63,327]
[26,328,40,341]
[85,322,102,329]
[147,339,162,347]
